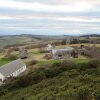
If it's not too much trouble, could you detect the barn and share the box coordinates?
[0,59,26,82]
[51,47,75,59]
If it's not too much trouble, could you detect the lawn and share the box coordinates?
[0,59,11,66]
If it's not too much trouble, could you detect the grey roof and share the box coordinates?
[52,47,74,54]
[0,59,26,77]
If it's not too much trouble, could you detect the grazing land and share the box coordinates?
[0,34,100,100]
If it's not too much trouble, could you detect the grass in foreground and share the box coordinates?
[0,59,100,100]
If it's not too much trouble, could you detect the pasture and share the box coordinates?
[0,44,89,67]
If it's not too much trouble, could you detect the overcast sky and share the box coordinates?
[0,0,100,36]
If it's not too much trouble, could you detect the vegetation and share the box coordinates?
[0,59,11,66]
[27,58,38,66]
[0,35,100,100]
[0,59,100,100]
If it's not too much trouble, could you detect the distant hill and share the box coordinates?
[20,34,73,40]
[0,34,73,49]
[0,34,99,49]
[80,34,100,37]
[0,35,40,49]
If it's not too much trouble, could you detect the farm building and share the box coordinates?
[79,45,87,55]
[20,49,28,59]
[79,48,87,55]
[0,59,26,82]
[51,47,76,59]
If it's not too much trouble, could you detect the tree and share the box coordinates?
[61,40,66,45]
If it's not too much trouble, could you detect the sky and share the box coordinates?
[0,0,100,36]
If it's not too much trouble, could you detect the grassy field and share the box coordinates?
[0,42,98,67]
[0,44,90,67]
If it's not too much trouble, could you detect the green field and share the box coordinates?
[0,59,11,66]
[0,45,89,67]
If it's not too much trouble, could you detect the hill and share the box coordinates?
[80,34,100,37]
[0,35,41,49]
[0,34,72,49]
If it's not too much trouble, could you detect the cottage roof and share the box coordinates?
[0,59,26,77]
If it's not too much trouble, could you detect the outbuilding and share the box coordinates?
[51,47,75,59]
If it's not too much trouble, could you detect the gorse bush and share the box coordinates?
[2,55,18,61]
[88,59,100,68]
[78,74,93,84]
[75,59,100,71]
[27,59,38,66]
[0,59,100,100]
[76,86,92,100]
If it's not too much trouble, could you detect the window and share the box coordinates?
[58,55,62,57]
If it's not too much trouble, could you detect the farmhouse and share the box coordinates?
[0,59,26,82]
[51,47,75,59]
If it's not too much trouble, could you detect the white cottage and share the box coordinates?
[0,59,26,82]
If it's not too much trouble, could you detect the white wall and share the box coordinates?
[12,65,26,77]
[0,73,5,81]
[6,65,26,79]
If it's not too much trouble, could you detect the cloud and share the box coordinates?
[0,0,100,35]
[0,0,93,13]
[1,14,100,23]
[12,0,100,5]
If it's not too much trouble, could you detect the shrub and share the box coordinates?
[38,48,47,53]
[60,60,75,70]
[27,59,38,66]
[70,39,79,44]
[16,75,33,87]
[7,68,46,88]
[77,63,89,71]
[76,86,92,100]
[45,60,75,78]
[2,55,17,61]
[44,54,52,60]
[0,88,8,96]
[45,67,61,78]
[78,74,93,84]
[95,89,100,100]
[61,40,66,45]
[76,59,100,71]
[88,59,100,68]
